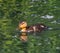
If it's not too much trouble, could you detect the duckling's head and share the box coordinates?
[19,21,27,29]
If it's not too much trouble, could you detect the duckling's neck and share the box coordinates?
[21,27,27,32]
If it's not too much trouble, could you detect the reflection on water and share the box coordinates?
[16,30,60,53]
[0,30,60,53]
[19,32,42,42]
[19,33,31,53]
[20,33,28,42]
[19,32,36,42]
[18,32,38,53]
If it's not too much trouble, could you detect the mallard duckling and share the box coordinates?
[18,21,47,32]
[18,21,27,32]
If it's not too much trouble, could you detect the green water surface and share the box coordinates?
[0,0,60,53]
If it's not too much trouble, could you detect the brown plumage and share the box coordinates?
[18,21,47,32]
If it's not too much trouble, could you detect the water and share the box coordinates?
[0,23,60,53]
[0,0,60,53]
[12,29,60,53]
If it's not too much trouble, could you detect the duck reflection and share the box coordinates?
[19,33,28,53]
[19,32,40,42]
[20,33,28,42]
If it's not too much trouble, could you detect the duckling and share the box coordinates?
[18,21,47,32]
[18,21,27,32]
